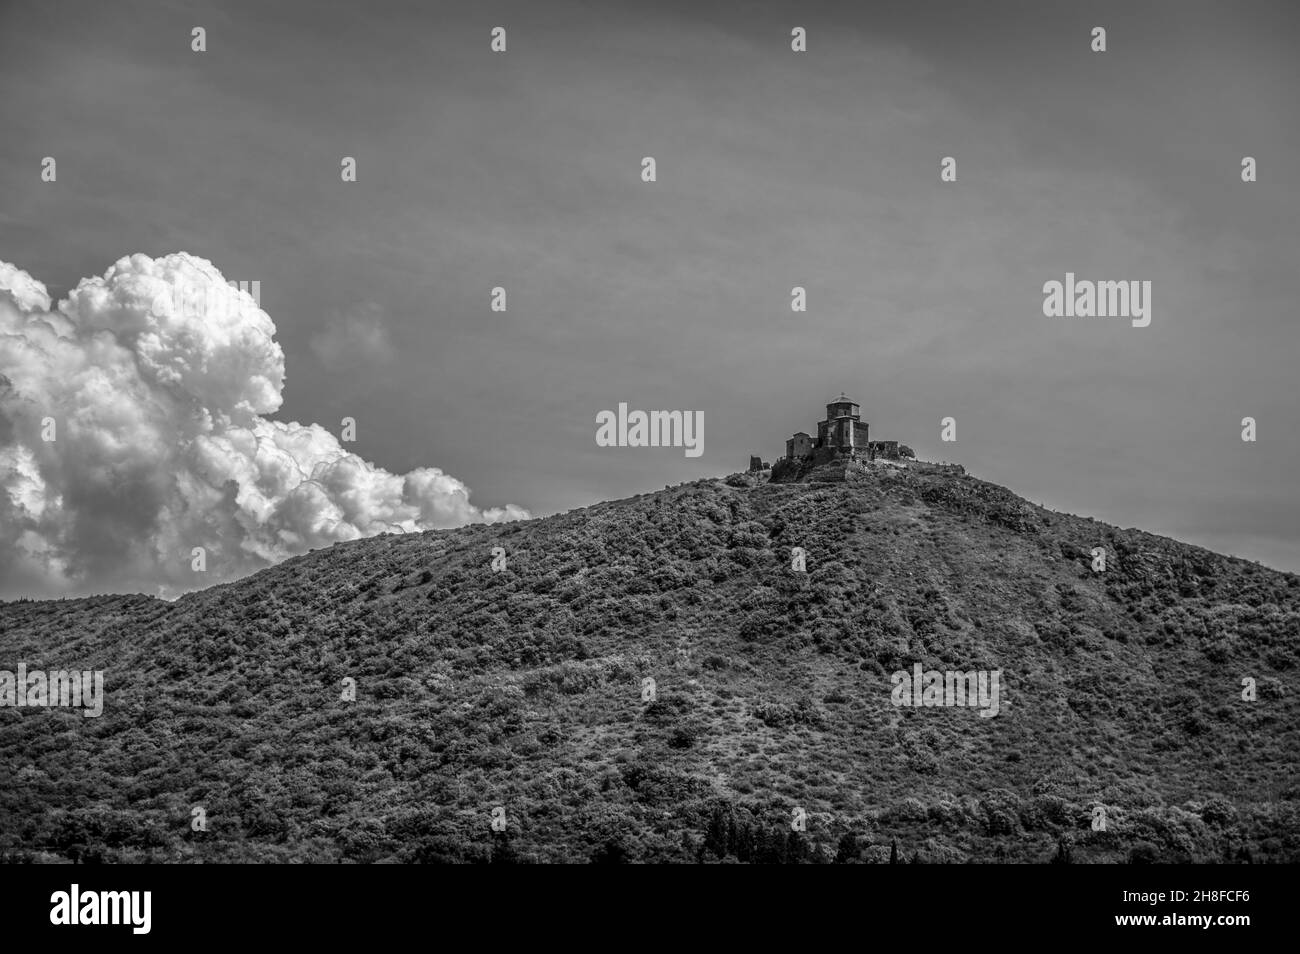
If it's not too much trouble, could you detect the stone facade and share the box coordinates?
[784,432,813,460]
[814,395,869,455]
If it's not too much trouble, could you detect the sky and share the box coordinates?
[1,0,1298,597]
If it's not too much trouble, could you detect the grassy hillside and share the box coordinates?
[2,462,1298,863]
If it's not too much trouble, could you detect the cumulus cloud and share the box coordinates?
[0,252,528,599]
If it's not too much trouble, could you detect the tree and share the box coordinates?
[755,828,784,864]
[733,821,755,863]
[1050,836,1073,864]
[889,839,899,864]
[490,830,519,864]
[1128,842,1159,864]
[590,836,630,864]
[705,807,730,859]
[834,832,858,864]
[784,831,808,864]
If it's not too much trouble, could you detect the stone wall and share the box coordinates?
[868,440,900,460]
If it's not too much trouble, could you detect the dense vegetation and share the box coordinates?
[2,463,1297,862]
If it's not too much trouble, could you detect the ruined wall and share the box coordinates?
[910,461,966,476]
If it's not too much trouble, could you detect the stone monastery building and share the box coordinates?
[784,393,904,464]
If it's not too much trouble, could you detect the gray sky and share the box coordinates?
[3,0,1298,582]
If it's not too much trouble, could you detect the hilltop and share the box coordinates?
[1,462,1298,862]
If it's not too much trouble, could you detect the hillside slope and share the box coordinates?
[2,462,1298,863]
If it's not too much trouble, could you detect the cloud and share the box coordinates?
[0,252,527,599]
[308,302,395,370]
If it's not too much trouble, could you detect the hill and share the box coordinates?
[1,461,1298,863]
